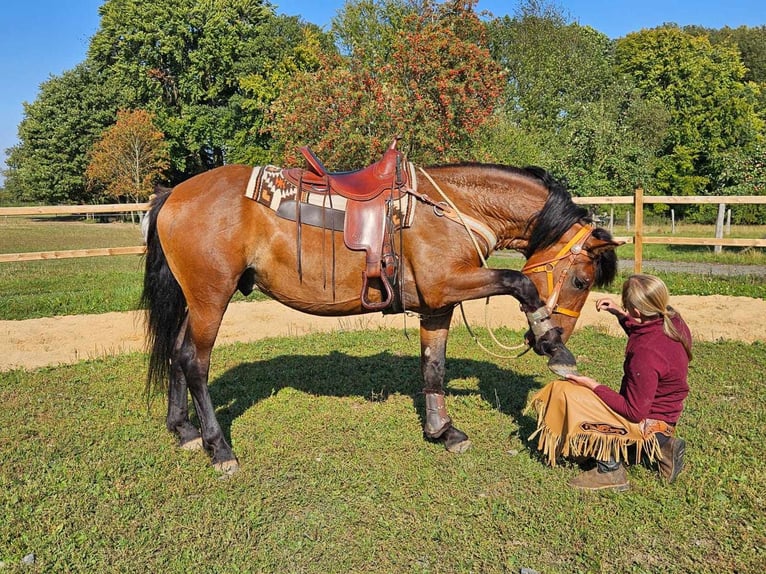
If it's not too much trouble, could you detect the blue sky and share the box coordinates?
[2,0,765,181]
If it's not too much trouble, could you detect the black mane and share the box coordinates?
[522,167,617,288]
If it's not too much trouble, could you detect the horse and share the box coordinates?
[141,145,621,474]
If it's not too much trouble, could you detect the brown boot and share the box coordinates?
[658,437,685,483]
[569,465,630,492]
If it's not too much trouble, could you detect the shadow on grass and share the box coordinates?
[208,351,542,450]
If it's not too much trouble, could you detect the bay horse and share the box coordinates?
[141,146,621,474]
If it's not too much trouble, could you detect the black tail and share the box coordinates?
[140,189,186,398]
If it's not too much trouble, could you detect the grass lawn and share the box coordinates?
[1,328,764,572]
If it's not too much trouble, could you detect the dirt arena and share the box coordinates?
[2,292,764,371]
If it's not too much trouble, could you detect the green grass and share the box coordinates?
[1,219,764,320]
[1,219,144,252]
[1,328,764,572]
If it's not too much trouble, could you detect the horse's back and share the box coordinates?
[157,165,262,288]
[167,164,253,203]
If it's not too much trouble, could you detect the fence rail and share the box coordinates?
[0,203,150,216]
[2,195,765,270]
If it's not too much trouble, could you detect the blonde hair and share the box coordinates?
[622,274,692,360]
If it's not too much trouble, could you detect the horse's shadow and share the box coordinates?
[208,351,543,447]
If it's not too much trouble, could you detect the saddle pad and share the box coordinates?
[244,165,417,230]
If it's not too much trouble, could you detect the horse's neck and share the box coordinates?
[429,166,547,247]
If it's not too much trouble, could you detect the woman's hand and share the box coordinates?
[596,297,626,317]
[565,373,600,390]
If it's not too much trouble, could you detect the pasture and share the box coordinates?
[1,217,765,571]
[2,328,765,572]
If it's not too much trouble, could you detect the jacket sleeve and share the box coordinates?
[593,347,661,423]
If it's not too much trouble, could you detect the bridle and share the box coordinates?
[521,224,594,319]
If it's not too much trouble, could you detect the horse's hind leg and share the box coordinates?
[173,302,239,475]
[165,316,203,450]
[420,309,472,453]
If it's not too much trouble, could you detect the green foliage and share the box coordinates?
[268,0,505,167]
[88,0,280,175]
[233,19,330,165]
[688,25,766,83]
[1,330,765,571]
[331,0,417,65]
[3,64,117,204]
[484,3,663,196]
[616,26,764,205]
[708,143,766,224]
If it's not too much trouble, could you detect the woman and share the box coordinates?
[528,274,693,491]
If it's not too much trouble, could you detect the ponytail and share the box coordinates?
[662,307,693,361]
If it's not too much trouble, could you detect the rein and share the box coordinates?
[521,225,594,318]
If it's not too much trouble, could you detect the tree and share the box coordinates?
[269,0,505,168]
[616,26,764,203]
[482,1,664,196]
[709,142,766,224]
[87,0,307,177]
[685,25,766,84]
[3,63,116,204]
[486,4,614,134]
[86,109,170,204]
[232,18,331,165]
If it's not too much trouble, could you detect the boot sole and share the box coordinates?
[570,482,631,493]
[667,439,686,483]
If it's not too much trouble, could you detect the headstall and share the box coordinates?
[521,225,594,318]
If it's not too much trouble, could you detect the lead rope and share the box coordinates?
[418,167,529,357]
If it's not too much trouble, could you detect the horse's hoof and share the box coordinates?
[548,347,578,377]
[443,426,472,454]
[180,437,204,451]
[213,459,240,477]
[548,362,579,378]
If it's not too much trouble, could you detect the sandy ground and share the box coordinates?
[2,292,764,372]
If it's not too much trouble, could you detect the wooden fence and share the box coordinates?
[0,203,149,263]
[572,191,766,272]
[2,194,765,272]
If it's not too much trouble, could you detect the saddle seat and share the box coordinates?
[285,138,405,201]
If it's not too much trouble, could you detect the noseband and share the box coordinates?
[521,225,594,319]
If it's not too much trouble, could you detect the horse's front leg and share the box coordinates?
[435,268,577,375]
[420,308,472,453]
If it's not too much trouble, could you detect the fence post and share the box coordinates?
[715,203,726,254]
[634,188,644,274]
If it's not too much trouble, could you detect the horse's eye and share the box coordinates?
[572,275,589,290]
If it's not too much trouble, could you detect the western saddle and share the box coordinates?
[283,138,412,311]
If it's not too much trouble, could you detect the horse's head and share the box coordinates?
[523,223,622,343]
[508,168,623,347]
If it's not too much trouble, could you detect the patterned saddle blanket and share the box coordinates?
[244,163,416,233]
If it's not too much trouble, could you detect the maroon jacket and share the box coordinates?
[593,314,691,424]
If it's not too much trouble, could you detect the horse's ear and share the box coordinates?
[587,236,625,255]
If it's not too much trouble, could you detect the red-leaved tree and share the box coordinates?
[86,109,170,204]
[269,1,505,169]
